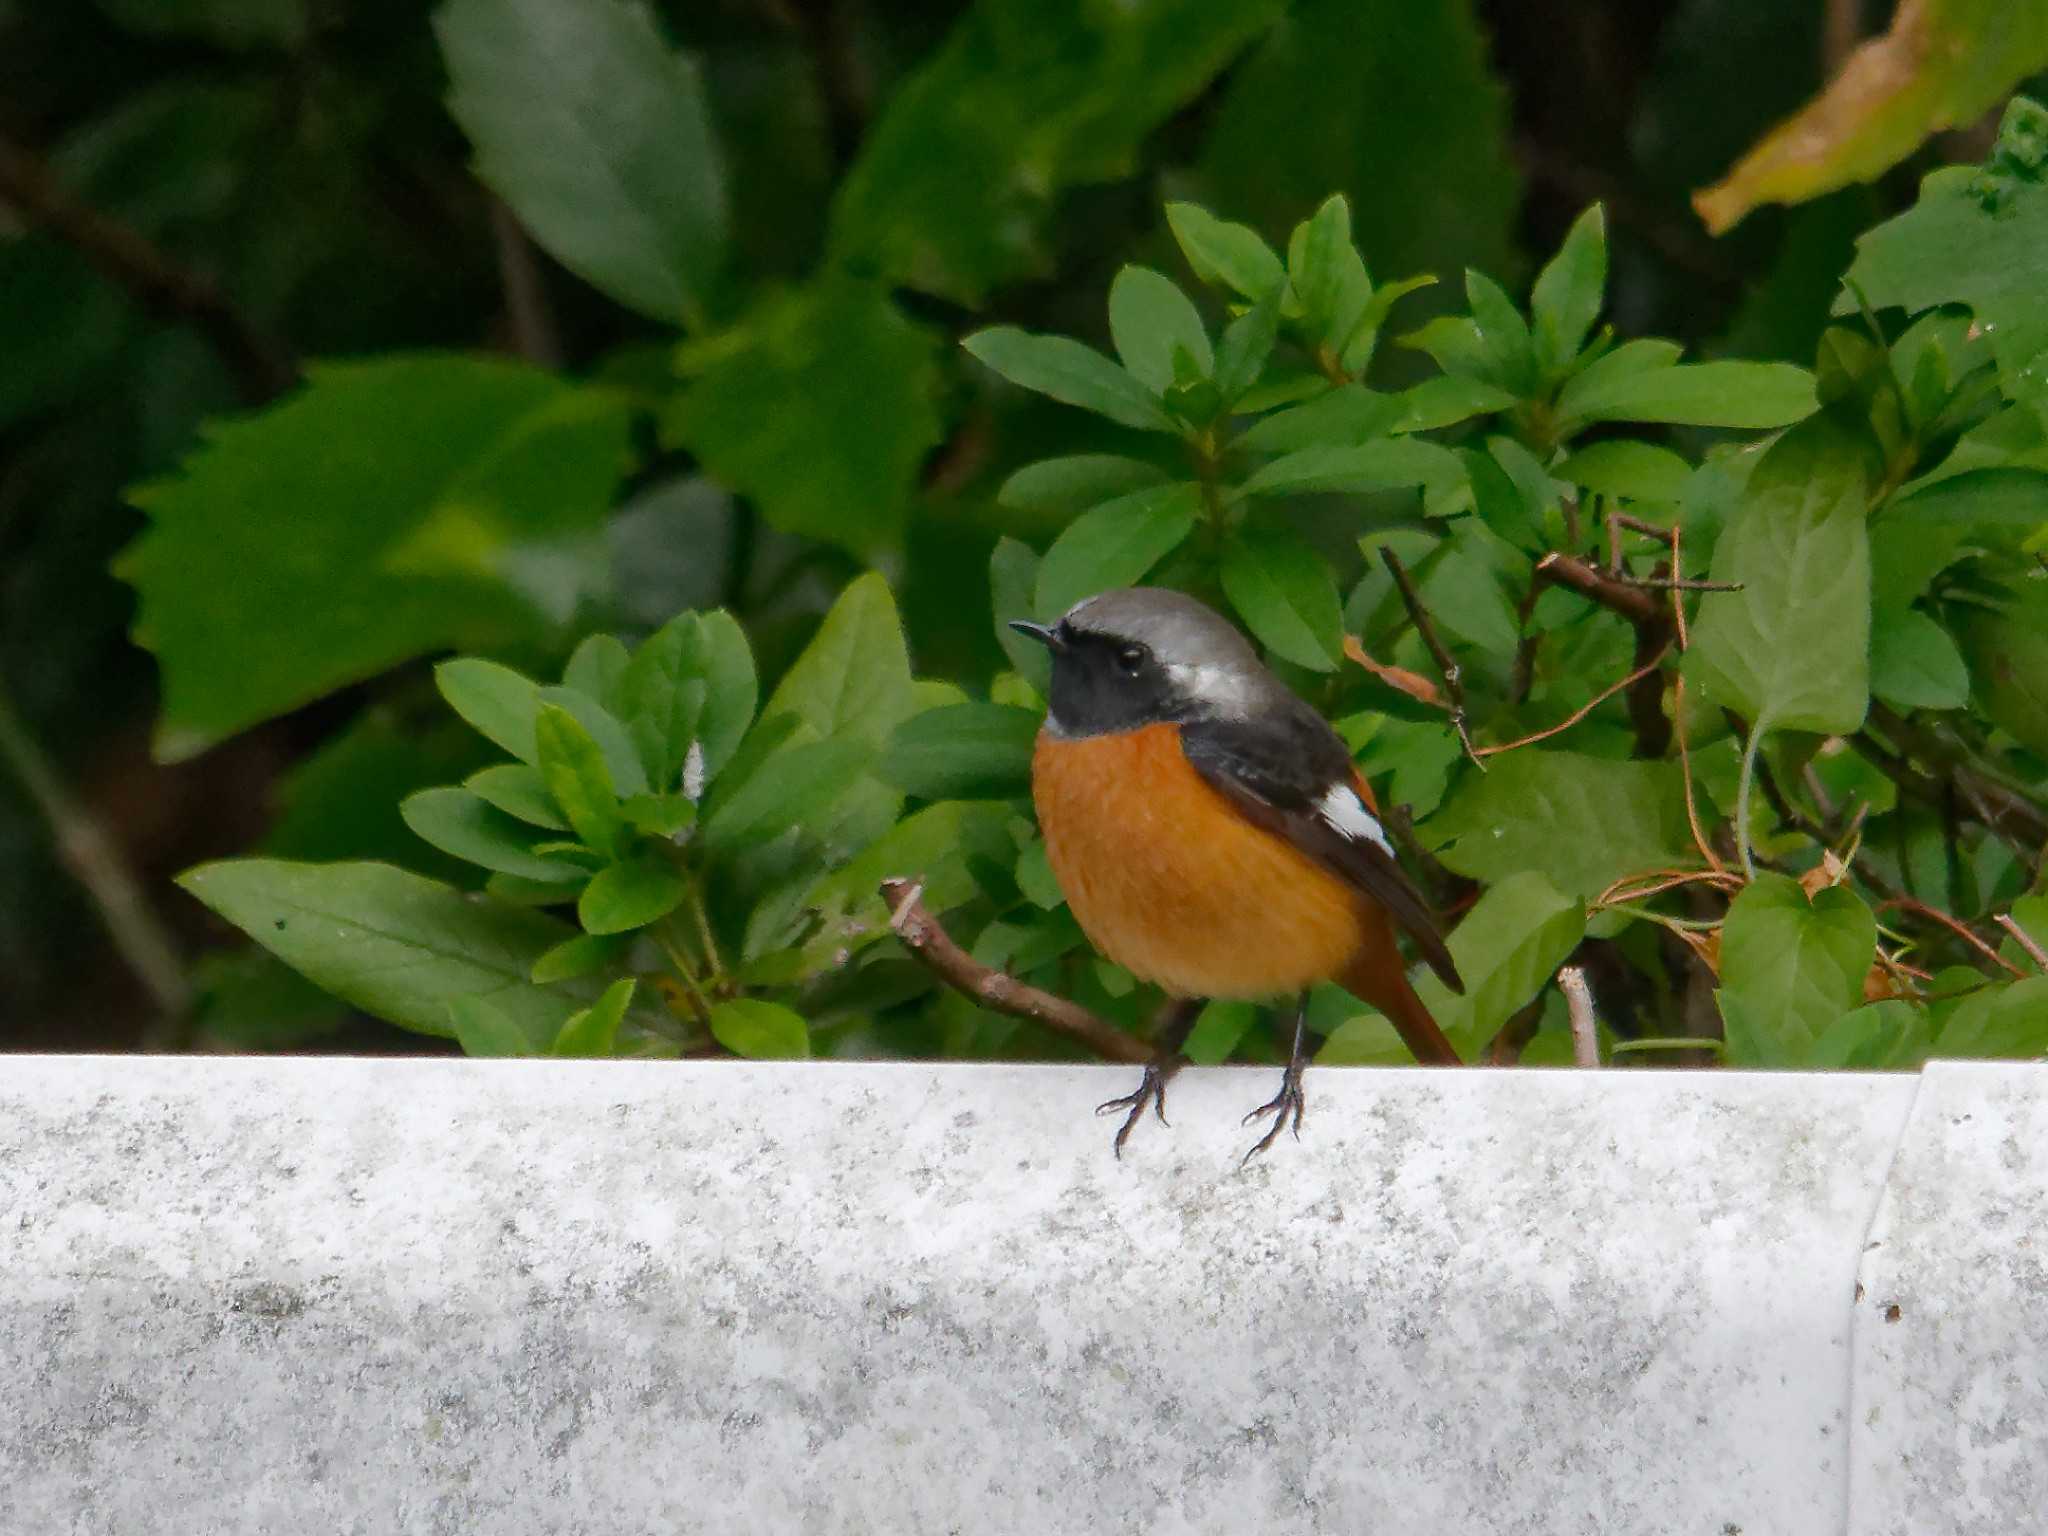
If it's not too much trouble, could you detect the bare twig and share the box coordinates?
[1558,965,1601,1068]
[1380,547,1483,768]
[488,199,562,368]
[0,128,293,403]
[1535,550,1674,757]
[1876,896,2028,979]
[1996,912,2048,973]
[1473,643,1671,759]
[0,680,190,1021]
[1672,675,1723,872]
[882,878,1149,1064]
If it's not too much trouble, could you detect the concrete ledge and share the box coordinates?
[0,1057,2037,1533]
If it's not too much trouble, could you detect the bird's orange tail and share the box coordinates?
[1340,909,1461,1065]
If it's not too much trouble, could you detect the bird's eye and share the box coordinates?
[1117,645,1147,677]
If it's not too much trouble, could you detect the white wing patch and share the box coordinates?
[1317,782,1394,856]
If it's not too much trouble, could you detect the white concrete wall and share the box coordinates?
[0,1057,2039,1534]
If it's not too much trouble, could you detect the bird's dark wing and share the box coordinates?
[1180,709,1464,994]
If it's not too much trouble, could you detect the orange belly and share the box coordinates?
[1031,722,1370,999]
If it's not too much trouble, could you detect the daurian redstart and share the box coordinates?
[1012,587,1465,1160]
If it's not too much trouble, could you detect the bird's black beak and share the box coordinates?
[1009,620,1064,652]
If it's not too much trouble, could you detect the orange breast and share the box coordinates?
[1031,722,1371,999]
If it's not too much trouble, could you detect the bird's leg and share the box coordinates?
[1242,991,1313,1164]
[1097,997,1202,1158]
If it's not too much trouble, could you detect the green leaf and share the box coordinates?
[701,738,873,852]
[1198,0,1520,299]
[1935,975,2048,1059]
[436,658,544,763]
[1530,204,1607,377]
[96,0,304,47]
[1689,422,1872,735]
[531,931,629,985]
[1960,583,2048,758]
[552,979,634,1058]
[1463,269,1539,396]
[537,687,648,798]
[1557,359,1818,430]
[827,0,1285,304]
[1870,607,1971,711]
[1240,439,1465,499]
[961,327,1173,433]
[123,358,632,760]
[577,858,687,935]
[535,703,625,860]
[1237,384,1401,454]
[1717,873,1878,1066]
[435,0,726,325]
[1034,484,1202,617]
[1424,752,1696,900]
[998,455,1169,515]
[991,538,1052,696]
[1165,202,1285,299]
[1809,999,1934,1070]
[622,608,758,789]
[1421,872,1586,1060]
[1389,375,1519,433]
[463,765,566,832]
[765,572,917,749]
[562,634,630,712]
[1841,104,2048,410]
[1184,999,1260,1065]
[1339,274,1437,376]
[1289,193,1371,355]
[668,279,943,555]
[1108,266,1213,393]
[1698,18,2048,236]
[400,788,586,882]
[1214,285,1283,405]
[620,793,697,839]
[880,704,1039,801]
[1220,524,1343,670]
[709,997,811,1059]
[178,859,585,1045]
[448,996,535,1059]
[1552,440,1693,503]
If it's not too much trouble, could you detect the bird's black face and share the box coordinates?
[1013,620,1181,737]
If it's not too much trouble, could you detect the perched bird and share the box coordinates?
[1012,587,1464,1160]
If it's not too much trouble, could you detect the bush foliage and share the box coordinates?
[6,1,2048,1067]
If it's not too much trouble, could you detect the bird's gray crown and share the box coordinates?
[1061,587,1260,672]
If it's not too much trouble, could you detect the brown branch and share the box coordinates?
[488,199,563,369]
[1534,550,1674,756]
[882,879,1149,1064]
[1558,965,1601,1067]
[1860,701,2048,859]
[0,129,293,404]
[1876,896,2027,979]
[1474,643,1671,758]
[1997,912,2048,973]
[1380,547,1482,767]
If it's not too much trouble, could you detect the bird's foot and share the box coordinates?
[1097,1055,1186,1159]
[1239,1065,1307,1165]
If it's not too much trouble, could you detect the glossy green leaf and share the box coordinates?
[537,687,647,798]
[463,764,566,832]
[448,996,535,1058]
[1809,999,1934,1070]
[1389,375,1518,433]
[1166,202,1285,300]
[531,931,630,985]
[1530,203,1607,377]
[623,607,758,788]
[1237,385,1401,454]
[1034,483,1202,617]
[961,327,1173,433]
[178,859,585,1045]
[1214,285,1283,405]
[1557,360,1817,430]
[880,704,1039,801]
[828,0,1284,304]
[552,978,634,1058]
[710,997,811,1059]
[991,538,1052,695]
[701,738,873,852]
[436,0,726,324]
[577,858,687,935]
[124,358,631,760]
[669,279,943,555]
[1935,975,2048,1058]
[1424,752,1696,900]
[1552,440,1693,502]
[1463,268,1539,396]
[1108,266,1213,392]
[1220,523,1343,670]
[436,658,543,763]
[1289,193,1372,356]
[1240,439,1464,499]
[1421,872,1586,1061]
[535,703,625,860]
[998,455,1169,515]
[563,634,630,713]
[1870,607,1970,710]
[765,572,917,749]
[1717,873,1876,1067]
[400,788,586,882]
[1689,423,1872,735]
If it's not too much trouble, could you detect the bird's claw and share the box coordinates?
[1239,1070,1307,1165]
[1096,1060,1179,1158]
